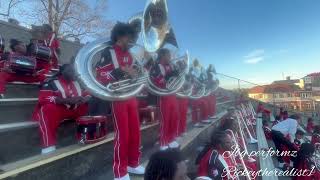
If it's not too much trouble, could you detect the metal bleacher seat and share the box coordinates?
[256,114,279,180]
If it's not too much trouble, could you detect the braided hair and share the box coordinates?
[195,130,229,164]
[293,143,315,169]
[145,149,183,180]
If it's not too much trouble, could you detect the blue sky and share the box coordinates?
[104,0,320,85]
[1,0,319,86]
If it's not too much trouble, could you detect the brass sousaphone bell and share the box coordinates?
[74,0,172,101]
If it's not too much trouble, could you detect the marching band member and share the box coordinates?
[293,143,320,180]
[271,114,300,169]
[32,64,90,154]
[190,59,208,126]
[262,119,272,140]
[151,48,180,150]
[95,22,145,180]
[145,149,190,180]
[0,39,47,98]
[295,130,306,148]
[206,64,217,118]
[196,130,237,180]
[219,117,258,175]
[307,117,315,133]
[40,24,60,68]
[177,74,191,137]
[311,125,320,145]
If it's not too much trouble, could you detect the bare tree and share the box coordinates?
[16,0,111,41]
[0,0,24,17]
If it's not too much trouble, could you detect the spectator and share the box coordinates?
[144,149,190,180]
[293,143,320,180]
[294,130,305,149]
[311,125,320,145]
[271,113,301,169]
[307,117,315,133]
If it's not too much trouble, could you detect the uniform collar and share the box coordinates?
[113,44,127,53]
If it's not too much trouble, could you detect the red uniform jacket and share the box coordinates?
[33,76,90,120]
[150,61,178,89]
[95,44,134,85]
[294,158,320,180]
[35,33,60,69]
[44,33,60,67]
[197,149,237,180]
[307,122,315,133]
[311,133,320,145]
[263,125,272,140]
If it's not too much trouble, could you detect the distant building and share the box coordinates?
[248,76,318,112]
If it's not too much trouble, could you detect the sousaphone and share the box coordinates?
[74,0,171,101]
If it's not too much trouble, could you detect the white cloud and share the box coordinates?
[244,49,265,59]
[244,49,265,64]
[244,57,264,64]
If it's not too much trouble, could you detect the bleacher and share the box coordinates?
[0,79,312,180]
[0,82,237,180]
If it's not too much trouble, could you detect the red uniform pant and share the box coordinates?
[159,95,179,146]
[208,94,216,117]
[112,98,141,178]
[0,72,46,93]
[177,98,188,136]
[35,103,88,148]
[191,98,208,123]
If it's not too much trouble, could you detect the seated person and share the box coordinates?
[144,149,190,180]
[307,117,315,134]
[219,116,257,172]
[0,39,47,97]
[282,130,306,166]
[195,130,238,180]
[262,119,272,140]
[196,130,255,180]
[293,143,320,180]
[311,125,320,145]
[271,114,300,169]
[32,64,90,154]
[295,129,306,148]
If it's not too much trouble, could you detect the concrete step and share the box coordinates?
[0,120,78,165]
[4,83,40,98]
[0,99,38,124]
[0,110,229,180]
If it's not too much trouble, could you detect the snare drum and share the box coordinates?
[30,44,52,62]
[5,55,37,74]
[76,116,108,144]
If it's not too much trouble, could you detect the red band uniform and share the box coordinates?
[197,149,238,180]
[32,75,89,148]
[191,97,209,124]
[96,44,142,178]
[38,32,60,69]
[208,93,217,117]
[177,97,188,137]
[0,43,48,94]
[152,60,180,147]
